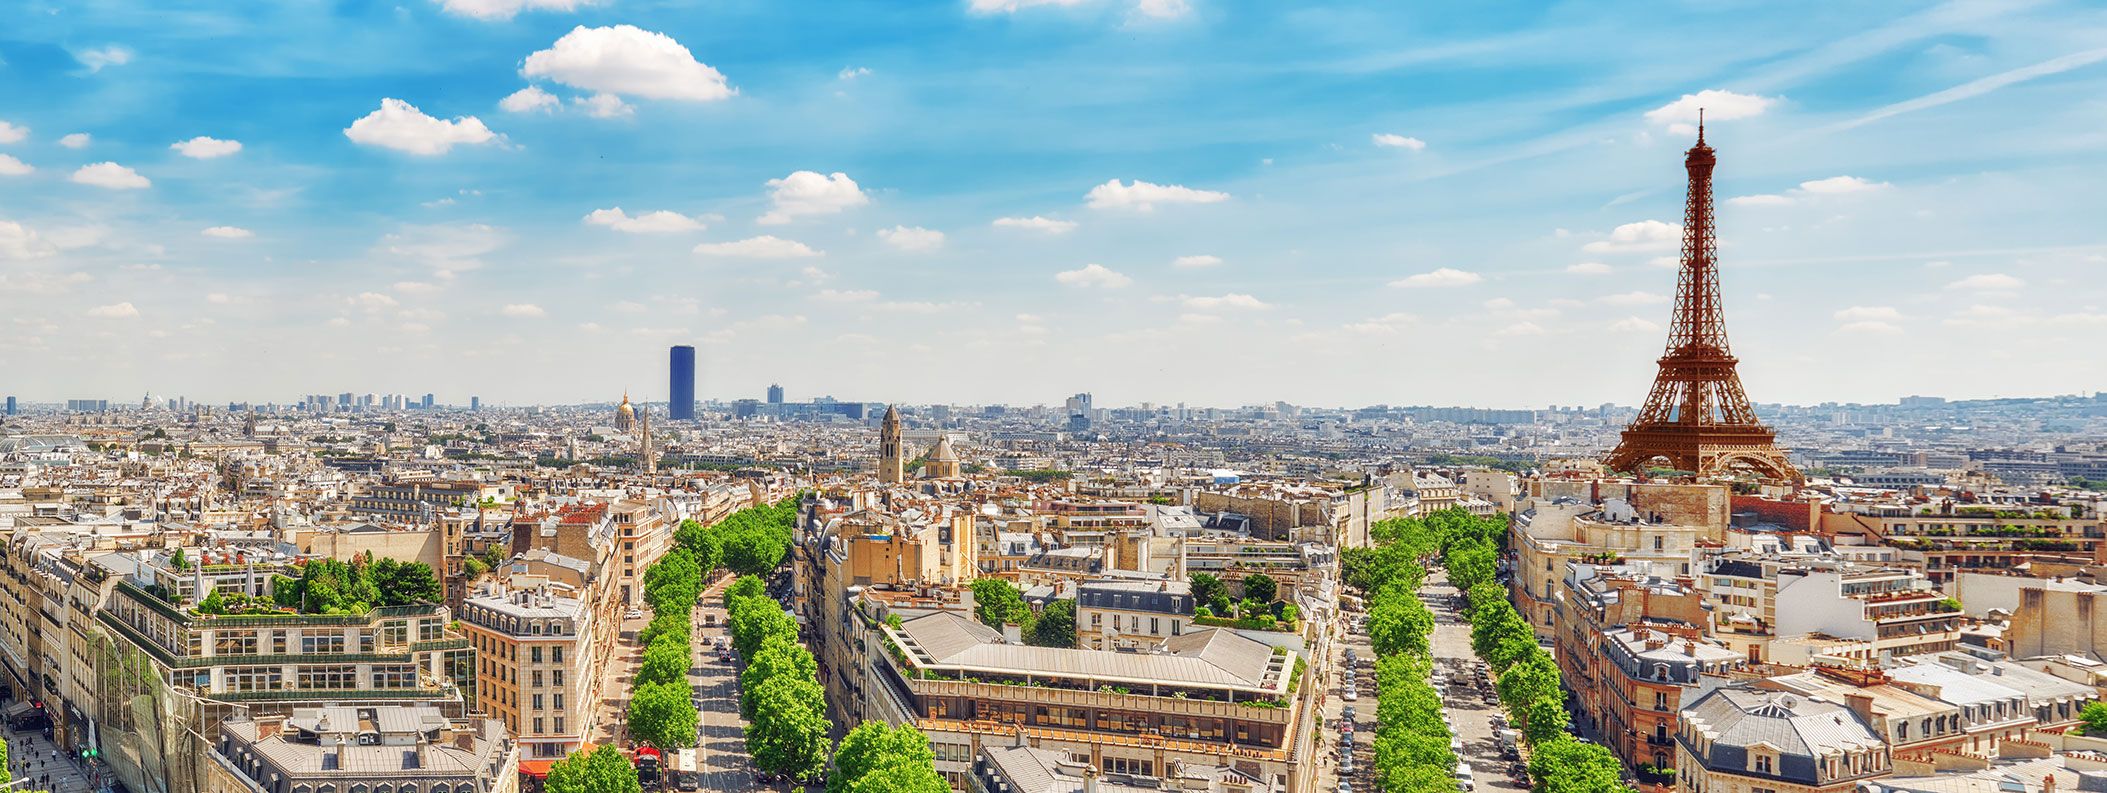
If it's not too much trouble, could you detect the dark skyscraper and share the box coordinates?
[669,345,696,420]
[766,383,784,404]
[4,396,14,416]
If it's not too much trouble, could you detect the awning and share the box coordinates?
[3,701,34,719]
[518,760,557,779]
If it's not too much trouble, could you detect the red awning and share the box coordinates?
[518,760,558,779]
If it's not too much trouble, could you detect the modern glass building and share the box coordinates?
[668,345,696,420]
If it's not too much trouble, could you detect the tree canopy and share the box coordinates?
[830,723,944,793]
[544,745,643,793]
[1027,598,1077,648]
[628,680,698,749]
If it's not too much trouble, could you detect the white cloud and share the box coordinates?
[393,281,440,294]
[1565,261,1612,275]
[435,0,598,20]
[583,207,706,233]
[201,226,254,239]
[0,220,55,260]
[1181,293,1268,310]
[992,216,1077,233]
[0,155,30,176]
[1833,305,1902,321]
[1607,316,1661,333]
[1797,175,1889,194]
[1726,194,1793,207]
[1598,291,1670,306]
[381,223,507,272]
[758,171,868,224]
[87,302,140,318]
[1388,267,1481,288]
[1086,179,1230,211]
[1371,133,1426,151]
[1497,321,1546,337]
[499,86,560,114]
[838,66,871,80]
[171,136,243,159]
[75,45,133,72]
[1583,220,1681,253]
[1836,320,1903,335]
[522,25,735,102]
[350,292,399,310]
[500,303,547,318]
[813,289,878,303]
[1133,0,1191,19]
[70,162,150,189]
[692,235,821,258]
[876,226,944,251]
[1172,254,1222,269]
[1644,89,1778,126]
[969,0,1086,13]
[1055,263,1131,288]
[58,133,90,149]
[572,93,633,118]
[343,99,497,156]
[1945,273,2025,291]
[206,293,235,305]
[0,122,26,144]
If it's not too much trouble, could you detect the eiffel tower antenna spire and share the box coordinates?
[1602,122,1801,483]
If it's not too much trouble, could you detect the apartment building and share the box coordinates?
[968,744,1264,793]
[460,580,600,758]
[2003,578,2107,660]
[1513,481,1731,638]
[1820,502,2105,583]
[212,706,518,793]
[799,501,979,728]
[1677,687,1891,793]
[1555,565,1742,779]
[1772,565,1962,660]
[1076,579,1194,651]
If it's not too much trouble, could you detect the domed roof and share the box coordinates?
[928,435,959,462]
[616,392,635,418]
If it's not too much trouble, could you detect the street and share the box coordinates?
[2,728,101,793]
[687,575,757,793]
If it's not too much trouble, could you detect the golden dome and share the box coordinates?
[616,392,635,419]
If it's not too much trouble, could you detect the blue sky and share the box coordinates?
[2,0,2105,408]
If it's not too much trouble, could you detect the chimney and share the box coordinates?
[1844,693,1877,725]
[1083,766,1100,793]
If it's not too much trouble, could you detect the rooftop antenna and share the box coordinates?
[1697,107,1706,143]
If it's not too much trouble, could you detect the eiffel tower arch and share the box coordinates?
[1602,114,1802,484]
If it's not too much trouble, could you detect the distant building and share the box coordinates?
[614,392,636,433]
[4,396,14,415]
[669,346,696,421]
[65,399,109,412]
[1075,578,1194,650]
[878,405,905,483]
[470,396,480,411]
[1677,687,1890,793]
[767,383,784,404]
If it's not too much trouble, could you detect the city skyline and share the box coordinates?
[3,2,2106,406]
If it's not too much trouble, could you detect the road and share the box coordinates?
[688,574,758,793]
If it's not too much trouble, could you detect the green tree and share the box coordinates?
[745,676,831,779]
[728,596,798,659]
[169,548,189,571]
[637,637,690,687]
[1528,736,1630,793]
[830,722,942,793]
[1241,572,1277,604]
[1027,599,1077,648]
[1189,572,1231,614]
[970,578,1027,627]
[2082,701,2107,735]
[846,761,949,793]
[721,522,790,577]
[368,559,442,606]
[197,589,226,615]
[741,634,818,720]
[640,613,690,649]
[545,744,644,793]
[724,574,766,607]
[628,680,699,749]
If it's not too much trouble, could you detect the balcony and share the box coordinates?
[908,677,1297,726]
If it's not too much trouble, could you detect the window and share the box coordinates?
[553,694,564,709]
[552,670,564,686]
[554,717,565,733]
[531,646,543,663]
[531,671,544,688]
[302,634,347,654]
[1754,756,1772,774]
[533,717,544,733]
[533,694,544,710]
[551,646,564,663]
[214,633,259,656]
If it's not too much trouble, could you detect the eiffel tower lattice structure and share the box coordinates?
[1602,114,1802,483]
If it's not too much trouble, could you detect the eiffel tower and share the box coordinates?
[1603,114,1801,483]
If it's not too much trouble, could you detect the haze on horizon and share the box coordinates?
[2,1,2104,408]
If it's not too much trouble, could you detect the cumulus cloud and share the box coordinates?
[1371,133,1426,151]
[1945,273,2024,291]
[522,25,735,102]
[992,216,1077,233]
[1607,316,1661,333]
[70,162,150,189]
[1644,89,1777,126]
[500,303,547,318]
[1173,254,1222,269]
[435,0,599,20]
[350,292,399,310]
[572,93,633,118]
[344,99,497,155]
[171,136,243,158]
[499,86,560,113]
[0,122,26,145]
[1598,291,1670,306]
[75,45,133,72]
[1565,261,1612,275]
[1833,305,1902,321]
[1836,320,1903,335]
[838,66,872,80]
[1797,175,1889,194]
[87,302,140,318]
[876,226,944,251]
[813,289,878,303]
[1388,267,1481,288]
[584,207,705,233]
[0,220,56,260]
[692,235,821,258]
[1726,194,1793,207]
[1055,263,1130,288]
[1583,220,1681,253]
[1497,321,1546,337]
[394,281,440,294]
[1132,0,1191,18]
[201,226,254,239]
[758,171,868,224]
[58,133,90,149]
[0,155,30,176]
[381,223,508,272]
[969,0,1087,12]
[1085,179,1229,211]
[1181,293,1268,310]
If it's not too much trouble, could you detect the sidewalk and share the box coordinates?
[2,728,103,793]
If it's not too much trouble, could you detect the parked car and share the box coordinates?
[1341,706,1357,721]
[626,608,644,620]
[1341,686,1357,702]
